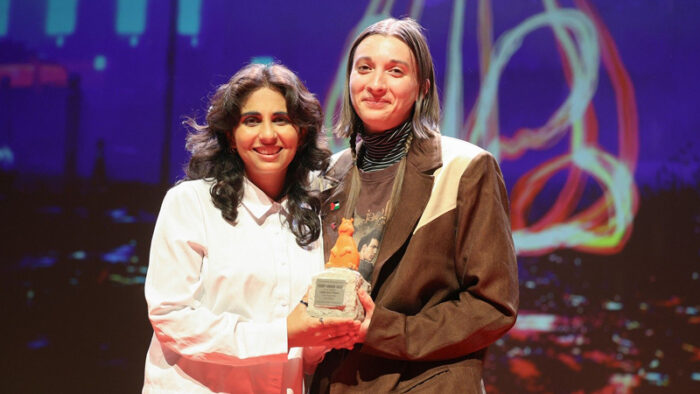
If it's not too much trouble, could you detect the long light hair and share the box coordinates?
[334,17,441,143]
[334,18,440,223]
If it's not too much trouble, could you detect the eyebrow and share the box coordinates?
[355,56,411,68]
[240,111,289,117]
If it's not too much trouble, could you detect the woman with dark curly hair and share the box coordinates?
[143,63,360,393]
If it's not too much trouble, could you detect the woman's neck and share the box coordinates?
[246,173,285,201]
[358,121,412,172]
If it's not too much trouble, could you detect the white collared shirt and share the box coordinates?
[143,178,323,393]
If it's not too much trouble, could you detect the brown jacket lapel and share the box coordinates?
[370,133,442,286]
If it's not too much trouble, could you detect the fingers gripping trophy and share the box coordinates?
[307,218,371,320]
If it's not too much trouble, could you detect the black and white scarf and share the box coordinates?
[358,121,412,172]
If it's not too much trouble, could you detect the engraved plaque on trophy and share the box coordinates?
[314,278,347,307]
[307,218,370,320]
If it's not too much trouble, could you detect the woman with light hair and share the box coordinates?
[311,18,519,393]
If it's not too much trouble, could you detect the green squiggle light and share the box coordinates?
[440,0,465,138]
[470,8,599,159]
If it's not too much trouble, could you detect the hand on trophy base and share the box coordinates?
[307,268,371,321]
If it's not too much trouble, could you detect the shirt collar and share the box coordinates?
[240,177,289,222]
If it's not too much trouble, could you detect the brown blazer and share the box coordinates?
[311,133,519,393]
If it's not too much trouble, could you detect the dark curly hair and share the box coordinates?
[184,63,330,246]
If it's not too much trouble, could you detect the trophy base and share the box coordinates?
[307,268,370,321]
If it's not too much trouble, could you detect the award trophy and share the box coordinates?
[307,218,371,320]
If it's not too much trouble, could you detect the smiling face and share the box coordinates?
[231,87,301,197]
[349,34,420,134]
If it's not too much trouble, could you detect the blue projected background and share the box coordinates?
[1,1,698,392]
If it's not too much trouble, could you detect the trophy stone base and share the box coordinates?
[307,268,370,321]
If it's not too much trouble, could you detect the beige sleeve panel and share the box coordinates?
[414,138,486,234]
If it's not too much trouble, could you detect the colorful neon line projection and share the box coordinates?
[477,0,639,255]
[323,0,639,256]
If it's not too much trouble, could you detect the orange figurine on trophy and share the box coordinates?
[327,218,360,269]
[307,218,371,320]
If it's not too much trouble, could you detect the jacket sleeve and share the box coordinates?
[144,183,289,366]
[362,153,519,361]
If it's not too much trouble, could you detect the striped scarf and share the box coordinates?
[358,121,412,172]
